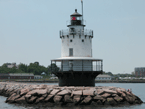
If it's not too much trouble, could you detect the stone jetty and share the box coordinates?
[0,82,143,107]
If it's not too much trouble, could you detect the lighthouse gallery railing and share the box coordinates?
[50,60,103,73]
[60,29,93,36]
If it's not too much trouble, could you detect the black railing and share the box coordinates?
[51,65,102,73]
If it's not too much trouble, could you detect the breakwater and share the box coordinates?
[0,82,143,107]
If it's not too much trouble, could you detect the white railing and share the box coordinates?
[60,29,93,36]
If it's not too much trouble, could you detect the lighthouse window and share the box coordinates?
[70,40,72,42]
[76,17,80,20]
[71,17,76,20]
[69,48,73,56]
[82,39,84,42]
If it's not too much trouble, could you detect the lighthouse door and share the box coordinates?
[69,61,73,71]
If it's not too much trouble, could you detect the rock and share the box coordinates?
[37,89,47,95]
[5,88,14,96]
[112,94,117,97]
[20,88,29,96]
[97,89,104,95]
[134,95,143,104]
[82,96,92,104]
[44,94,54,102]
[96,100,103,105]
[83,90,94,96]
[64,95,73,103]
[25,94,31,102]
[116,90,126,97]
[0,83,143,106]
[39,84,47,89]
[71,90,82,96]
[57,90,71,96]
[73,95,81,104]
[101,93,111,98]
[47,88,53,94]
[6,93,16,103]
[103,89,117,94]
[125,91,133,96]
[53,95,62,103]
[16,89,21,95]
[114,96,123,102]
[34,94,47,104]
[117,88,126,92]
[50,89,60,95]
[8,95,20,103]
[35,96,45,104]
[9,90,16,96]
[28,96,37,103]
[108,86,115,89]
[15,96,26,104]
[125,95,135,104]
[74,87,84,90]
[26,89,47,96]
[105,97,117,105]
[26,90,37,96]
[93,95,104,101]
[121,92,126,97]
[91,101,98,106]
[42,93,47,98]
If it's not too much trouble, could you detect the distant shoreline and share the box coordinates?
[11,80,145,83]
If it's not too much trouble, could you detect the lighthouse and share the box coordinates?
[51,4,103,86]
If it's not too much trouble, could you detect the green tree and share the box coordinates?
[18,63,27,72]
[1,63,7,68]
[48,63,60,73]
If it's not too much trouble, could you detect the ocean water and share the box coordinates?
[0,83,145,109]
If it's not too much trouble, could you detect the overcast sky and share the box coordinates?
[0,0,145,74]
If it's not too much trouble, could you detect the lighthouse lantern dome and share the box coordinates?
[70,9,83,26]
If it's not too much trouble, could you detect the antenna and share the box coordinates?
[81,0,83,24]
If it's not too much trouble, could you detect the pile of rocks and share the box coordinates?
[0,82,143,107]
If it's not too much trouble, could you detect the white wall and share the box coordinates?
[61,34,92,57]
[61,25,92,57]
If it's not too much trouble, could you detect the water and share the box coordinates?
[0,83,145,109]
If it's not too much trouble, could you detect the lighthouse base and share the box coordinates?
[54,71,102,86]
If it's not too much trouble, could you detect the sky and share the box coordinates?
[0,0,145,74]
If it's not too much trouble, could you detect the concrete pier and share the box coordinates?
[0,82,143,107]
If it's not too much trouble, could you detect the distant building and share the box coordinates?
[5,63,19,69]
[50,74,56,77]
[0,74,10,79]
[6,63,16,68]
[34,75,43,79]
[0,73,34,79]
[50,77,58,79]
[9,73,34,79]
[96,74,112,80]
[135,67,145,77]
[41,72,46,76]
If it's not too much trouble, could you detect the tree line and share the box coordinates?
[0,62,59,75]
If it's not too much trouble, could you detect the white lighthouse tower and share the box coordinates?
[51,3,103,86]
